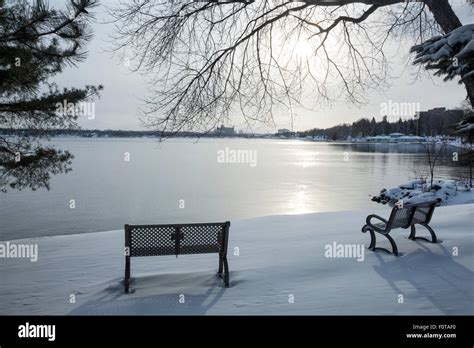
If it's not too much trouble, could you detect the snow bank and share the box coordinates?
[1,204,473,315]
[372,179,474,206]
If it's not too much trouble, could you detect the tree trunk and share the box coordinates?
[424,0,462,33]
[463,79,474,107]
[470,161,472,189]
[470,143,473,189]
[424,0,474,107]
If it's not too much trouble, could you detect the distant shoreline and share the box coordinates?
[0,129,465,149]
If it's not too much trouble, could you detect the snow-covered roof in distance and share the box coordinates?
[399,135,425,139]
[366,135,427,141]
[367,136,390,139]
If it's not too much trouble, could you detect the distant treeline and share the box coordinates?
[0,128,244,138]
[299,109,465,140]
[1,108,466,140]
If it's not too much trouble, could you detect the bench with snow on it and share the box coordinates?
[361,199,441,256]
[124,221,230,293]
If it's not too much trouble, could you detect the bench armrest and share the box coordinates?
[366,214,388,226]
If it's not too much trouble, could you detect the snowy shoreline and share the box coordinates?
[1,204,473,315]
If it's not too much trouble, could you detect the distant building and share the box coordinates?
[278,128,291,134]
[312,135,327,141]
[417,108,464,136]
[214,125,235,136]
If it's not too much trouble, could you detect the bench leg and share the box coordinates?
[409,224,438,243]
[408,224,416,240]
[361,225,376,250]
[363,227,398,256]
[368,229,376,250]
[424,224,438,243]
[372,233,398,256]
[223,256,229,288]
[218,254,223,275]
[124,256,130,293]
[218,254,229,287]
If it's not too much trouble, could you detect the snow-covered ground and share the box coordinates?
[1,203,473,315]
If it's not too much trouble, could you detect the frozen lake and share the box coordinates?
[0,138,459,240]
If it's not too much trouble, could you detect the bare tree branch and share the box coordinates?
[109,0,458,135]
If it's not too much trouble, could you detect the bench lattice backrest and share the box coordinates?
[124,222,231,292]
[388,205,417,229]
[126,223,228,257]
[411,200,439,225]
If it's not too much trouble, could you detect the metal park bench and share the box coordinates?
[361,200,440,256]
[124,222,230,293]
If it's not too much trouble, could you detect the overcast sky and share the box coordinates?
[53,0,474,133]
